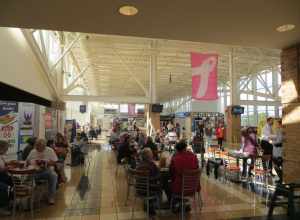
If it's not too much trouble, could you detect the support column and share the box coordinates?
[226,49,241,148]
[146,41,160,135]
[150,41,158,103]
[225,106,241,149]
[281,44,300,183]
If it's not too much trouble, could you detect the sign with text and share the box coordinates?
[0,101,19,158]
[191,53,218,100]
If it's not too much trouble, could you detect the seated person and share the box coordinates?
[136,148,160,216]
[22,137,37,161]
[0,140,13,215]
[54,133,69,182]
[144,137,158,160]
[26,139,58,205]
[54,133,69,160]
[117,134,135,164]
[169,141,199,211]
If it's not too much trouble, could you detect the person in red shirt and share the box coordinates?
[170,141,199,194]
[216,123,225,151]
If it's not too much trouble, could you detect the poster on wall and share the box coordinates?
[19,102,35,150]
[45,108,58,141]
[191,52,218,100]
[45,112,52,129]
[0,101,19,158]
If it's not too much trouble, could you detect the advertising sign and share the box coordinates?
[128,104,136,116]
[0,101,19,157]
[19,102,35,150]
[191,52,218,100]
[45,112,52,129]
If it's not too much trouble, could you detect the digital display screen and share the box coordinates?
[151,104,163,113]
[231,105,244,115]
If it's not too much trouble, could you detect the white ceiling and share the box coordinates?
[67,32,280,102]
[0,0,299,49]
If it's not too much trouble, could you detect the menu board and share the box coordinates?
[0,101,19,158]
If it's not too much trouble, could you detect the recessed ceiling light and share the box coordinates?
[276,24,295,32]
[119,5,138,16]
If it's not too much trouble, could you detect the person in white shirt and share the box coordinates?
[26,139,58,205]
[260,117,276,174]
[166,129,177,144]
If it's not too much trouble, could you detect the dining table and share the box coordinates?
[7,162,37,175]
[228,150,250,167]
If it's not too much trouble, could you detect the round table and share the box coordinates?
[7,165,37,175]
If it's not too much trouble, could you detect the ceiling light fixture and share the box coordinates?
[119,5,138,16]
[276,24,295,32]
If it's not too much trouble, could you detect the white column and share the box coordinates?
[149,40,158,104]
[252,75,258,125]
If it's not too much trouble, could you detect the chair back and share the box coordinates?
[133,169,150,198]
[11,174,34,198]
[181,169,201,197]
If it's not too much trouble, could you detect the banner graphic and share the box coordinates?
[191,52,218,100]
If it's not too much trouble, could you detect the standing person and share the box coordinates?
[181,127,187,141]
[192,132,205,167]
[216,123,225,151]
[241,127,258,178]
[273,119,283,184]
[167,121,174,132]
[175,123,181,139]
[204,123,213,151]
[261,117,276,175]
[197,122,204,137]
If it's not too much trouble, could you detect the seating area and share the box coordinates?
[0,2,300,219]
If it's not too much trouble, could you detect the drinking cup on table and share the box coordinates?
[18,162,25,169]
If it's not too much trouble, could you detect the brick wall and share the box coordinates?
[281,45,300,183]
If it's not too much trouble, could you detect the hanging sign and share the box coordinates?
[191,52,218,100]
[45,112,52,129]
[128,104,136,116]
[79,105,87,113]
[0,101,19,157]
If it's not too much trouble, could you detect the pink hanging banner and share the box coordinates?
[191,52,218,100]
[128,104,136,116]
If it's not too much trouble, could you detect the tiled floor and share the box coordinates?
[2,136,288,220]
